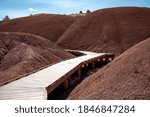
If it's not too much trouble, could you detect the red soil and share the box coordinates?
[68,38,150,100]
[57,7,150,56]
[0,7,150,100]
[0,14,77,42]
[0,32,74,85]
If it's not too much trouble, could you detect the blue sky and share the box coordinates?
[0,0,150,20]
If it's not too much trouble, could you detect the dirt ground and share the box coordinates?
[0,32,74,85]
[68,38,150,100]
[57,7,150,56]
[0,14,77,42]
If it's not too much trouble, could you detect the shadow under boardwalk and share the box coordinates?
[48,61,107,100]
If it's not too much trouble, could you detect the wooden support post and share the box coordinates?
[97,59,100,62]
[101,58,103,66]
[103,58,106,62]
[112,56,114,61]
[107,58,113,63]
[96,59,101,67]
[92,62,95,69]
[106,58,109,63]
[103,58,106,65]
[109,58,112,62]
[63,80,68,90]
[68,76,71,84]
[77,69,81,78]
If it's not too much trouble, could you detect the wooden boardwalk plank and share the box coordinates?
[0,51,113,100]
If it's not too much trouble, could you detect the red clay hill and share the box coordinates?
[0,14,77,42]
[68,38,150,100]
[0,32,74,85]
[57,7,150,55]
[1,7,150,56]
[0,7,150,99]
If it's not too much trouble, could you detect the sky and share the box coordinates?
[0,0,150,20]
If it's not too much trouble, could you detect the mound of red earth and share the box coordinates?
[57,7,150,55]
[0,32,74,85]
[68,38,150,100]
[1,7,150,56]
[0,14,77,42]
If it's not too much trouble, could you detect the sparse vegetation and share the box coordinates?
[86,10,91,13]
[3,15,10,21]
[79,11,83,14]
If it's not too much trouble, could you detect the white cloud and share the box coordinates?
[29,8,38,12]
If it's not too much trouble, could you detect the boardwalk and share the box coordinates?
[0,50,114,100]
